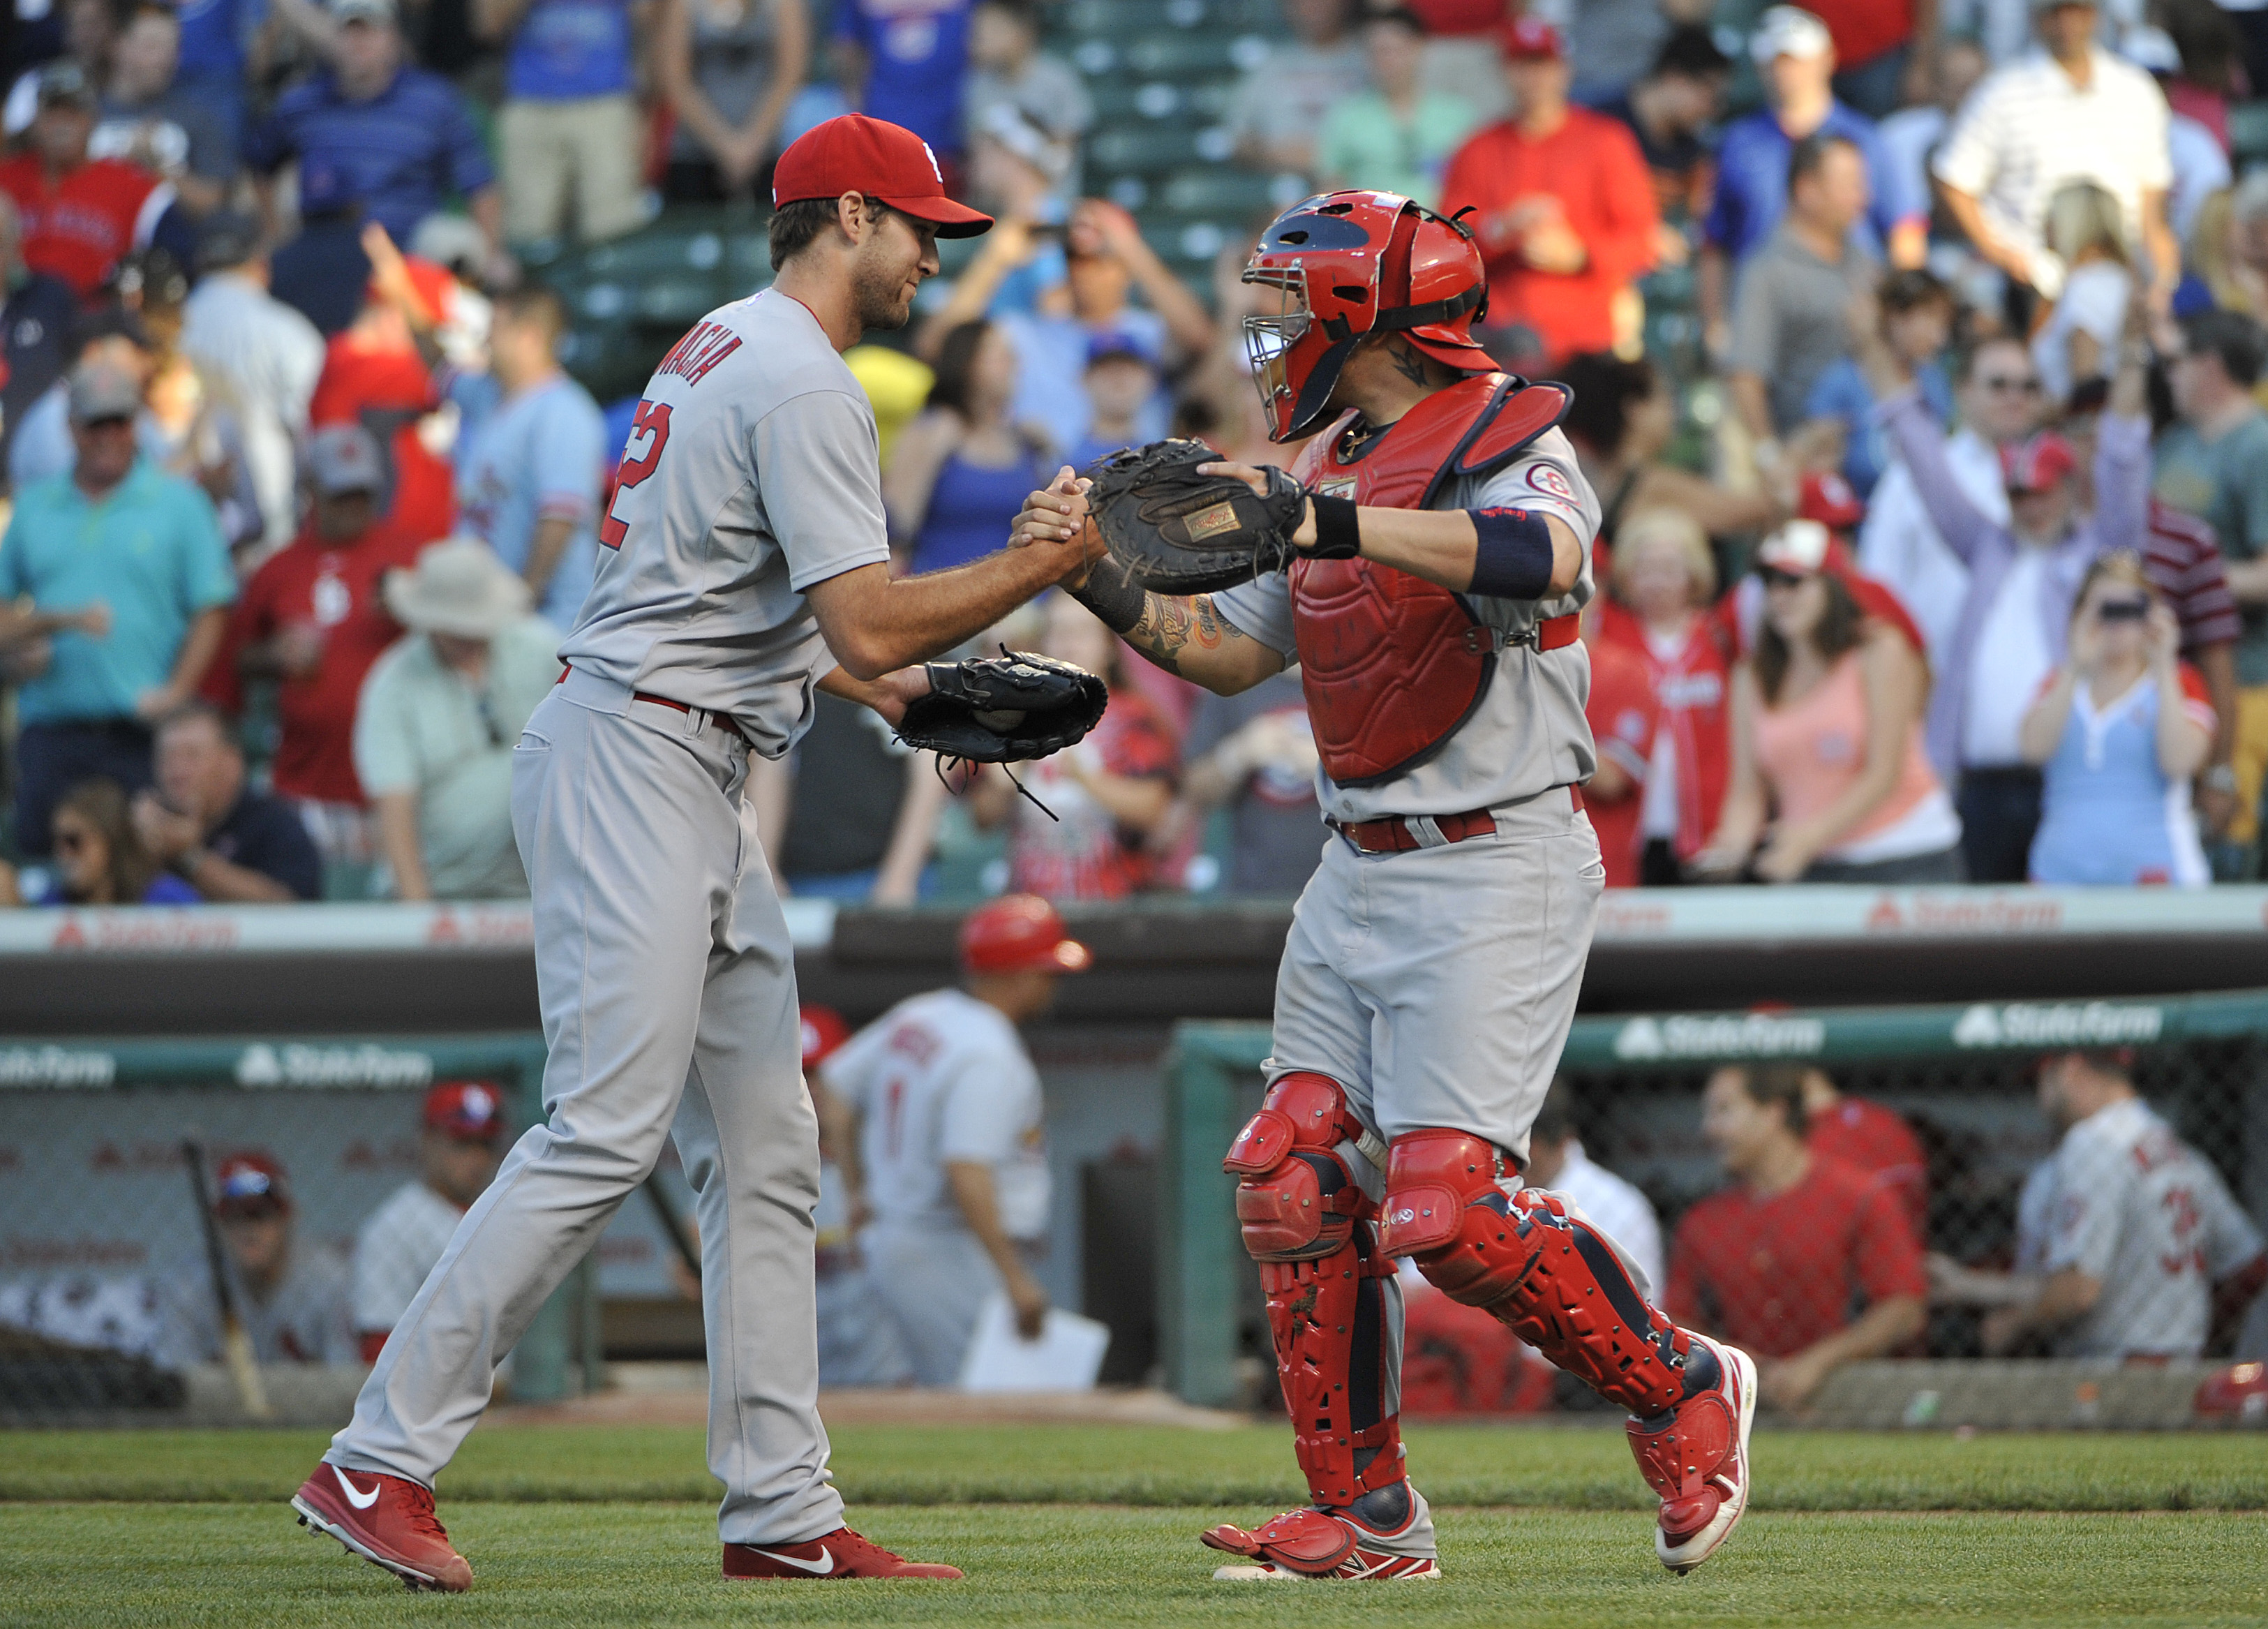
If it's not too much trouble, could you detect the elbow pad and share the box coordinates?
[1467,507,1555,601]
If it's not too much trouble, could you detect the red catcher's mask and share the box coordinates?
[1241,190,1494,443]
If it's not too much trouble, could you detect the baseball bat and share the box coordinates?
[181,1138,273,1420]
[643,1172,702,1284]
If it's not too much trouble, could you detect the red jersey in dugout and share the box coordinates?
[0,154,169,299]
[1581,636,1660,888]
[204,522,427,803]
[309,336,458,549]
[1288,373,1575,787]
[1806,1095,1930,1237]
[1666,1153,1927,1360]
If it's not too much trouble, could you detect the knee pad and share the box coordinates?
[1378,1127,1689,1418]
[1223,1071,1371,1263]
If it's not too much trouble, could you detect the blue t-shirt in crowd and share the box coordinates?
[908,448,1051,575]
[36,871,202,906]
[1804,355,1954,498]
[0,463,236,724]
[246,67,495,245]
[994,308,1170,450]
[206,788,324,900]
[174,0,258,83]
[505,0,636,101]
[1704,102,1913,268]
[457,373,607,629]
[835,0,974,157]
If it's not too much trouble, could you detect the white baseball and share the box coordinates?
[973,709,1028,731]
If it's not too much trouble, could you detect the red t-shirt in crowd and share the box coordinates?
[1666,1153,1927,1359]
[1009,685,1178,900]
[1806,1095,1929,1237]
[203,521,426,803]
[1595,599,1732,861]
[0,154,170,299]
[308,335,458,549]
[1802,0,1913,71]
[1437,108,1657,364]
[1583,636,1660,888]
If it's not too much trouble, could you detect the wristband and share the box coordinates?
[1467,507,1555,601]
[1070,565,1144,634]
[1305,493,1362,560]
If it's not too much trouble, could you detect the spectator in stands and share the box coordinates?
[267,161,373,338]
[2027,183,2132,408]
[1932,1049,2266,1360]
[1593,507,1733,882]
[1557,351,1789,542]
[1932,0,2177,322]
[1438,19,1656,369]
[0,61,183,302]
[2061,375,2242,858]
[1729,134,1880,453]
[1581,602,1662,890]
[454,285,604,629]
[357,541,561,900]
[92,1,234,220]
[2020,553,2215,884]
[655,0,810,204]
[2,0,119,139]
[1525,1082,1663,1293]
[129,701,324,901]
[754,694,946,903]
[1594,25,1732,270]
[353,1081,509,1362]
[833,0,976,181]
[179,212,325,556]
[154,1154,355,1369]
[1225,0,1364,177]
[886,319,1057,575]
[1699,8,1921,356]
[0,361,233,856]
[964,0,1089,181]
[2191,172,2268,327]
[1857,332,2041,667]
[4,309,163,492]
[0,195,81,480]
[1316,6,1475,209]
[1694,520,1963,883]
[204,426,419,888]
[1668,1063,1927,1408]
[1065,334,1158,470]
[971,594,1177,900]
[1806,0,1927,119]
[1875,35,1989,246]
[479,0,646,244]
[1855,285,2154,879]
[1800,1068,1929,1235]
[0,776,198,905]
[1804,267,1955,500]
[246,0,502,270]
[1177,671,1323,898]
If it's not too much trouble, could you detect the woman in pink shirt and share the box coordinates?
[1695,521,1964,884]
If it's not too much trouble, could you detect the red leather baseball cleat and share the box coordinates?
[1627,1334,1757,1575]
[1201,1481,1441,1580]
[723,1526,963,1579]
[290,1461,472,1592]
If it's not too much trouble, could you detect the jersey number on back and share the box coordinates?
[599,400,673,549]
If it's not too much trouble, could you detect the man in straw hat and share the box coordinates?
[292,113,1103,1589]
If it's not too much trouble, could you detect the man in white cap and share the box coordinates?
[352,539,560,900]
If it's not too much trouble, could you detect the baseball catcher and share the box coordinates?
[1020,190,1756,1582]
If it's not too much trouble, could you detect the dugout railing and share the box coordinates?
[1159,991,2268,1409]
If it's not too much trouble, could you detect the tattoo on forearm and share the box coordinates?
[1126,593,1243,675]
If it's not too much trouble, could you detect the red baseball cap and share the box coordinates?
[2001,431,2078,493]
[800,1004,851,1069]
[424,1080,507,1142]
[960,894,1093,976]
[772,114,992,237]
[1799,470,1865,532]
[214,1152,291,1218]
[1498,17,1564,59]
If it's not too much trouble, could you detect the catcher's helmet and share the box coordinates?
[1241,189,1493,442]
[959,894,1094,976]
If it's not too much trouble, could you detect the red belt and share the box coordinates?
[1329,787,1585,856]
[555,667,749,745]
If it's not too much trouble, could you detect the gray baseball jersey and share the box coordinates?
[560,289,893,757]
[1211,425,1601,824]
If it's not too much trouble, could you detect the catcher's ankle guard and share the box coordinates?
[1379,1128,1689,1418]
[1226,1073,1405,1505]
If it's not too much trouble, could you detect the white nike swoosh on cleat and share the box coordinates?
[752,1547,835,1575]
[331,1466,380,1511]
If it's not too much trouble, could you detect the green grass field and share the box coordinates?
[6,1422,2265,1628]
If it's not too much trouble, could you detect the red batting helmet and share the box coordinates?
[800,1003,851,1069]
[424,1080,507,1142]
[1241,189,1493,442]
[213,1152,291,1218]
[959,894,1093,976]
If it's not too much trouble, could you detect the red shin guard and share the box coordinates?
[1227,1073,1406,1505]
[1378,1128,1688,1418]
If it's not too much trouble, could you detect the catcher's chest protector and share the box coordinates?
[1289,374,1572,788]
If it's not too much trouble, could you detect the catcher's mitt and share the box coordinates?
[896,650,1108,765]
[1082,438,1307,596]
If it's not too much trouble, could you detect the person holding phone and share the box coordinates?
[2021,552,2216,886]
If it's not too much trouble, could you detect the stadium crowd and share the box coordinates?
[0,0,2267,904]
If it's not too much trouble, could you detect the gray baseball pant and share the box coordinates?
[327,674,844,1547]
[864,1223,1001,1388]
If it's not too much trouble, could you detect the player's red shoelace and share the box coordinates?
[723,1525,963,1579]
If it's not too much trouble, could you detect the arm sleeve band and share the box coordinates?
[1307,493,1362,560]
[1467,507,1557,601]
[1071,566,1145,634]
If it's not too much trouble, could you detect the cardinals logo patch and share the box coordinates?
[1525,463,1579,504]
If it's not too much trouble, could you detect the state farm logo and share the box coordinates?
[234,1044,434,1088]
[424,907,536,948]
[48,911,241,952]
[1951,1003,2163,1050]
[1864,893,2064,935]
[0,1046,115,1087]
[1612,1013,1827,1061]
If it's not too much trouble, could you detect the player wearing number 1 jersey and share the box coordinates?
[290,115,1103,1592]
